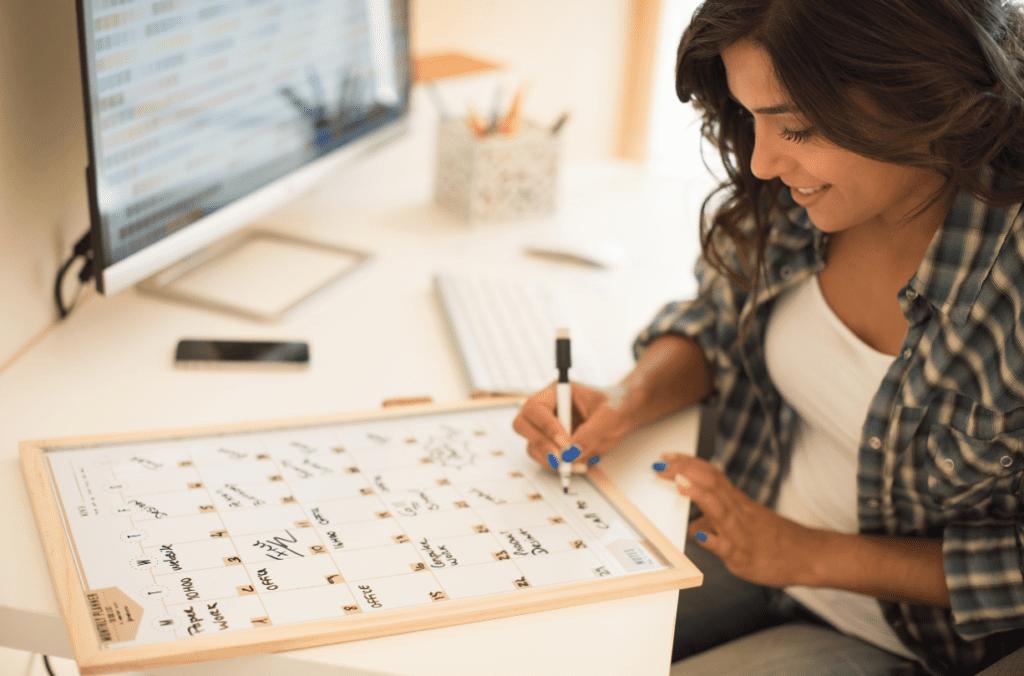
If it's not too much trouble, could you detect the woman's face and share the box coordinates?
[721,40,945,235]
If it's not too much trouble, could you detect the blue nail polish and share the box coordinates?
[562,445,581,463]
[695,531,708,543]
[652,461,667,472]
[547,453,559,470]
[588,455,601,466]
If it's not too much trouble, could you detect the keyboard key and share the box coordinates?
[434,274,607,395]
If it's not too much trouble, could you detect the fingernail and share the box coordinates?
[695,531,707,543]
[652,461,667,472]
[547,453,559,470]
[675,474,691,489]
[588,455,601,466]
[561,445,581,463]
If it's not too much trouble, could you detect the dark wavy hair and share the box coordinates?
[678,0,1024,289]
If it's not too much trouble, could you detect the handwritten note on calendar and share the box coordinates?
[23,400,700,675]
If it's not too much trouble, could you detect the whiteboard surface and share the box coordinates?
[23,400,700,674]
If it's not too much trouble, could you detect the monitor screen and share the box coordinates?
[76,0,411,294]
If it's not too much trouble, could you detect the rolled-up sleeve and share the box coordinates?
[944,519,1024,640]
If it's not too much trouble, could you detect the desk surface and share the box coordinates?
[0,92,708,675]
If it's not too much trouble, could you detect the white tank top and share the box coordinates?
[764,274,915,660]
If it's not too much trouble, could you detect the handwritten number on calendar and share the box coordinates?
[253,530,304,560]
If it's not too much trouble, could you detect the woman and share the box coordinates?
[513,0,1024,674]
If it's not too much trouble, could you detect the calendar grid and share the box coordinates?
[24,400,700,675]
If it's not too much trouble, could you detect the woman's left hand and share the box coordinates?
[654,453,821,589]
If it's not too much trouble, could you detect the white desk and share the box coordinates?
[0,98,708,675]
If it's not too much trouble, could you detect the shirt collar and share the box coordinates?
[911,176,1022,325]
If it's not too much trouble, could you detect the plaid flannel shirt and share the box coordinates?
[635,183,1024,675]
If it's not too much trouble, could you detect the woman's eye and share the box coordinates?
[781,127,814,143]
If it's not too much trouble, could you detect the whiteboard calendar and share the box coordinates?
[21,399,701,675]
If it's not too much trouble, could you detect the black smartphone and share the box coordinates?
[174,339,310,368]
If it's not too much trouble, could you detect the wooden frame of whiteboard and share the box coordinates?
[20,397,702,676]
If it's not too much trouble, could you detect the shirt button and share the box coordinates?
[869,437,882,449]
[867,499,881,509]
[1002,455,1014,468]
[902,348,912,359]
[905,288,918,300]
[943,458,955,471]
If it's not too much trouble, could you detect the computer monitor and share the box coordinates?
[75,0,411,312]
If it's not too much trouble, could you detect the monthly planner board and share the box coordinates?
[21,399,701,675]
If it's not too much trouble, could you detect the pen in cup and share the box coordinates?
[465,107,488,137]
[550,112,570,135]
[497,86,525,137]
[487,85,504,134]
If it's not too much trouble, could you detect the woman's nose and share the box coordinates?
[749,129,790,180]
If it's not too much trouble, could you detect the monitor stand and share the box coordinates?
[136,229,371,322]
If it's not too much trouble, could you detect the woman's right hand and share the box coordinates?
[512,382,634,472]
[512,333,714,473]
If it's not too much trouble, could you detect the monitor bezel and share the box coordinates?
[75,0,412,296]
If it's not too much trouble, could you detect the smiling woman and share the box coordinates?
[678,0,1024,296]
[511,0,1024,674]
[718,39,958,356]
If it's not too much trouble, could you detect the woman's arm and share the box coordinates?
[807,531,949,608]
[611,333,715,430]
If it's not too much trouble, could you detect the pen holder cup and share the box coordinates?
[434,117,560,223]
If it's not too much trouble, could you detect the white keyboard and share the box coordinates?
[434,273,607,395]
